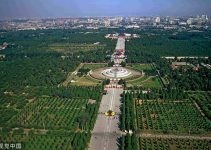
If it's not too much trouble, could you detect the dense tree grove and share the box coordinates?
[0,29,116,55]
[153,58,211,91]
[126,30,211,56]
[78,68,91,76]
[103,79,110,85]
[0,57,79,90]
[170,66,211,91]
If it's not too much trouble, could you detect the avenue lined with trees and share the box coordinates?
[0,28,210,149]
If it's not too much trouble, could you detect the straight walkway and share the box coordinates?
[89,87,123,150]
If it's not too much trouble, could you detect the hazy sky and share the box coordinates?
[0,0,211,19]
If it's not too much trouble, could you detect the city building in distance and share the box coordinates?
[0,0,210,150]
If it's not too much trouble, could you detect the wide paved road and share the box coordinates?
[89,86,123,150]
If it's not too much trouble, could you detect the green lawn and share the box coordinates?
[48,43,106,53]
[141,76,162,88]
[71,75,101,86]
[130,64,153,72]
[128,76,161,88]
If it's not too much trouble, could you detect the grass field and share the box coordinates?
[48,43,106,53]
[69,63,104,86]
[129,64,154,72]
[71,75,101,86]
[128,76,148,86]
[140,76,162,88]
[127,63,161,88]
[128,75,161,88]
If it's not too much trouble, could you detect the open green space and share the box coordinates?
[48,43,106,54]
[128,76,161,88]
[129,64,154,74]
[127,63,161,88]
[139,76,161,88]
[128,76,148,86]
[70,75,101,86]
[69,63,105,86]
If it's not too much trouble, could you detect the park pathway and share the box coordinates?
[89,84,123,150]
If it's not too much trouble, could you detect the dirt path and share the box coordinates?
[139,76,155,86]
[62,63,84,86]
[193,100,205,117]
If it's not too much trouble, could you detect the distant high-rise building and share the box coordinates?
[130,17,135,22]
[165,16,170,22]
[155,17,160,23]
[88,19,94,23]
[169,20,175,25]
[187,18,194,25]
[201,15,208,22]
[104,20,110,27]
[118,17,123,22]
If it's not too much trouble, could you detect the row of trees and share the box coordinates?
[120,135,138,150]
[120,92,136,131]
[138,137,210,150]
[190,92,211,120]
[136,99,210,134]
[129,88,188,101]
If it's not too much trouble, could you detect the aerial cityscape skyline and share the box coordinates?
[1,0,211,20]
[0,1,211,150]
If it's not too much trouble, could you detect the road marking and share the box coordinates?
[101,87,116,150]
[101,88,114,150]
[106,88,116,150]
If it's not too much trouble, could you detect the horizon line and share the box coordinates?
[0,14,210,21]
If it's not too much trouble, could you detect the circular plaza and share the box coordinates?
[89,66,142,80]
